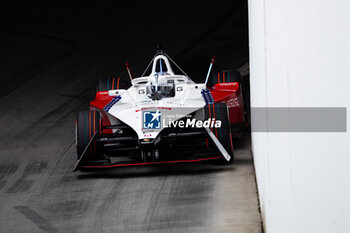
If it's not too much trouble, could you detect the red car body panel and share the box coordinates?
[210,82,245,125]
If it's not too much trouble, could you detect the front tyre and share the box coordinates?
[76,110,101,160]
[205,103,234,164]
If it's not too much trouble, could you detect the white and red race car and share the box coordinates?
[74,50,245,171]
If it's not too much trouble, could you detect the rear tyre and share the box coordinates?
[97,77,128,92]
[210,70,247,138]
[204,103,234,164]
[208,70,241,87]
[76,110,101,160]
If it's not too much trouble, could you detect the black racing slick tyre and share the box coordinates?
[210,70,248,136]
[96,77,128,92]
[76,110,101,160]
[205,103,234,164]
[208,70,241,87]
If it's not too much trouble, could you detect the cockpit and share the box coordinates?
[145,78,175,100]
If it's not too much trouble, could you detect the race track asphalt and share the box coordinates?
[0,1,261,232]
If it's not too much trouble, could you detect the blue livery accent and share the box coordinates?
[201,89,215,104]
[103,96,122,112]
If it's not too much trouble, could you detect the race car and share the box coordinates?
[73,49,245,171]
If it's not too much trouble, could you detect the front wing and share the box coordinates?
[73,127,230,171]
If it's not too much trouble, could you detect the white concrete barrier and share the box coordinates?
[248,0,350,232]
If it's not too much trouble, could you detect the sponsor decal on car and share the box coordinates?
[226,97,240,108]
[143,110,161,129]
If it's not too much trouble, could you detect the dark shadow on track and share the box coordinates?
[76,164,233,179]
